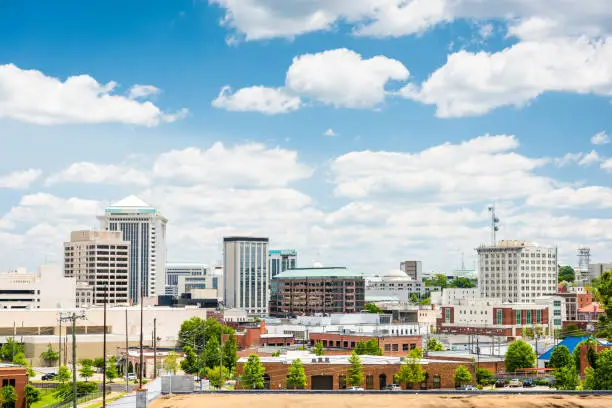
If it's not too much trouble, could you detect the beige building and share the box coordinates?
[0,265,76,310]
[64,230,130,306]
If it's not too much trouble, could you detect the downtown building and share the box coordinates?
[477,240,558,303]
[98,195,167,304]
[399,261,422,281]
[269,249,297,278]
[223,236,269,314]
[165,263,210,296]
[64,230,130,306]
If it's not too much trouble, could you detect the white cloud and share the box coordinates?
[213,49,409,113]
[211,86,301,114]
[526,186,612,209]
[153,142,313,187]
[579,150,603,166]
[555,150,603,167]
[323,128,336,137]
[0,64,186,126]
[479,23,494,40]
[402,36,612,117]
[591,131,610,145]
[0,169,42,189]
[128,84,160,99]
[45,162,151,186]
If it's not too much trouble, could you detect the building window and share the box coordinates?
[339,376,347,389]
[445,308,451,323]
[554,319,561,326]
[554,310,561,316]
[384,344,391,352]
[554,300,561,307]
[403,344,409,351]
[526,310,532,324]
[433,376,441,389]
[392,344,399,352]
[536,309,541,324]
[516,310,521,325]
[366,375,374,390]
[497,310,502,325]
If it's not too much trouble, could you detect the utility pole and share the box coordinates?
[103,286,108,408]
[59,311,86,408]
[125,308,128,393]
[153,318,157,379]
[58,318,62,367]
[12,322,16,358]
[139,281,144,388]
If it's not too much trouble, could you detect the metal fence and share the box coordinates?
[47,391,109,408]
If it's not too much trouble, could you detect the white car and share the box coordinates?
[508,378,522,387]
[127,373,138,381]
[348,386,364,391]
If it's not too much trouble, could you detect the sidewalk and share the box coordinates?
[108,378,161,408]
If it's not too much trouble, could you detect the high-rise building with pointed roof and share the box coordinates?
[98,195,167,303]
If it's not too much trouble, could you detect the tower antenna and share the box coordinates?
[488,205,500,246]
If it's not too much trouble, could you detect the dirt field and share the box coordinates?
[150,393,612,408]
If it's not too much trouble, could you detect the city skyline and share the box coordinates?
[1,1,612,275]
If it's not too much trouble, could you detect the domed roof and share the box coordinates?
[380,269,412,281]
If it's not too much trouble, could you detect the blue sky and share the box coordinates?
[1,0,612,273]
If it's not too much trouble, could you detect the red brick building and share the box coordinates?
[233,321,295,349]
[309,333,421,356]
[0,365,28,408]
[236,353,503,390]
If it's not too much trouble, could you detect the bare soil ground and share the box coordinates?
[150,393,612,408]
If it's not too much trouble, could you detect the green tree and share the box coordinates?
[476,368,494,385]
[313,341,325,356]
[79,360,94,382]
[92,357,105,371]
[163,351,179,375]
[347,351,363,387]
[424,274,448,288]
[206,365,230,389]
[549,345,572,369]
[24,384,41,408]
[395,348,425,389]
[286,358,307,389]
[449,277,477,288]
[40,344,59,366]
[0,386,17,408]
[0,338,24,362]
[418,297,431,306]
[203,336,221,370]
[572,339,598,372]
[354,339,382,356]
[558,265,575,283]
[106,357,118,382]
[180,345,200,374]
[271,350,281,357]
[426,338,444,351]
[504,340,535,373]
[454,365,472,387]
[553,365,578,390]
[11,352,34,377]
[559,323,586,339]
[57,365,71,383]
[54,382,97,401]
[241,354,265,389]
[363,303,383,314]
[595,271,612,339]
[178,317,234,351]
[222,332,238,372]
[582,349,612,390]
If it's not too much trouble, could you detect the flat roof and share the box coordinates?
[223,236,269,242]
[274,267,361,279]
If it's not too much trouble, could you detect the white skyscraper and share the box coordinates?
[98,195,167,304]
[477,240,558,303]
[223,237,269,314]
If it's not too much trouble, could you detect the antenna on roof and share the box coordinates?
[488,205,500,246]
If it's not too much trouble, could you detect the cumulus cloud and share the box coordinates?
[0,64,186,126]
[46,162,151,186]
[555,150,603,167]
[128,84,160,99]
[0,169,42,189]
[591,131,610,145]
[323,129,336,137]
[213,49,409,113]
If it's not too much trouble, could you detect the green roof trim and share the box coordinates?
[273,267,362,279]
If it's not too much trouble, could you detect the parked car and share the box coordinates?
[508,379,522,387]
[456,385,477,391]
[348,386,364,391]
[523,379,534,387]
[494,379,506,388]
[384,384,401,391]
[127,373,138,381]
[41,373,57,381]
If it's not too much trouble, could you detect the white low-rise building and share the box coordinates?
[366,270,435,301]
[0,265,75,310]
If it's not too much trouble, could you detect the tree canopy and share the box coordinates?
[582,349,612,390]
[424,274,448,288]
[453,365,472,386]
[558,265,575,283]
[40,344,59,365]
[504,340,535,373]
[57,365,71,383]
[24,384,41,408]
[346,351,363,387]
[549,345,572,369]
[476,368,494,385]
[0,338,24,362]
[595,270,612,340]
[448,277,477,288]
[426,338,444,351]
[354,339,382,356]
[395,348,425,389]
[241,354,265,389]
[163,351,179,375]
[286,358,307,389]
[206,365,230,389]
[0,385,17,408]
[363,303,383,314]
[313,341,325,356]
[79,360,94,382]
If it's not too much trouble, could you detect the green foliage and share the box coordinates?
[203,336,221,370]
[79,361,94,381]
[0,338,24,362]
[24,384,41,407]
[40,345,59,365]
[222,332,238,372]
[57,365,71,383]
[395,349,426,389]
[163,351,179,375]
[453,365,472,386]
[594,271,612,339]
[424,274,448,288]
[92,358,105,370]
[0,386,17,408]
[241,354,265,390]
[271,350,281,357]
[418,297,431,306]
[347,351,363,387]
[559,323,587,339]
[178,317,233,351]
[313,341,325,356]
[180,345,200,374]
[426,338,444,351]
[106,357,118,382]
[504,340,535,373]
[54,382,97,401]
[558,265,576,283]
[549,345,573,369]
[448,277,477,288]
[409,293,419,303]
[354,339,382,356]
[286,358,307,389]
[581,349,612,390]
[363,303,383,314]
[476,368,494,385]
[206,365,230,389]
[553,365,579,390]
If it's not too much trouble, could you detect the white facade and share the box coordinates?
[269,249,297,278]
[0,265,76,309]
[212,265,224,302]
[64,230,130,306]
[223,237,269,314]
[165,263,209,296]
[98,195,168,304]
[477,240,558,303]
[365,270,430,301]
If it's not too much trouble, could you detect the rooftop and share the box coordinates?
[274,267,362,279]
[108,195,153,209]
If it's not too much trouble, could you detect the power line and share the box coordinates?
[59,311,87,408]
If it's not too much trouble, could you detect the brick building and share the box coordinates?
[269,268,365,316]
[0,365,28,408]
[309,333,421,356]
[236,352,503,390]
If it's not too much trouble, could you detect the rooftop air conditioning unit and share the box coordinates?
[325,357,330,363]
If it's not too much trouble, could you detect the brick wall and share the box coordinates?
[309,333,422,356]
[0,366,27,408]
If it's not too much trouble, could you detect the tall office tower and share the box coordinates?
[64,230,130,305]
[269,249,297,277]
[399,261,422,280]
[477,240,558,303]
[223,237,269,314]
[98,195,167,304]
[165,263,209,296]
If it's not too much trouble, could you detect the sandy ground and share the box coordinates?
[150,393,612,408]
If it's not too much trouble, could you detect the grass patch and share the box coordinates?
[31,389,60,408]
[81,392,126,408]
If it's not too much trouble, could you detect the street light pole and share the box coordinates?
[103,286,107,408]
